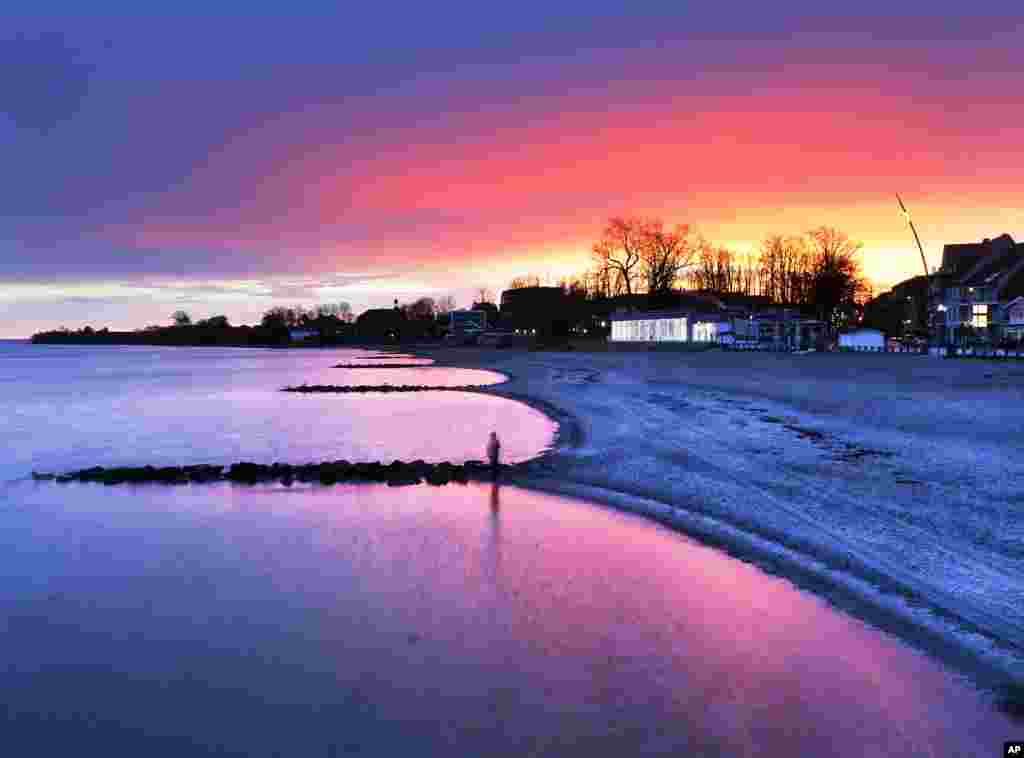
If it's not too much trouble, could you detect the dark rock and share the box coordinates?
[40,457,513,488]
[424,468,451,485]
[186,465,224,483]
[282,383,479,394]
[386,474,421,486]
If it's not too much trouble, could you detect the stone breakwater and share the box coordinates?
[283,384,487,393]
[32,460,515,487]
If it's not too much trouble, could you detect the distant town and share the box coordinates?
[32,219,1024,357]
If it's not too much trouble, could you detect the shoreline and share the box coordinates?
[8,341,1023,711]
[413,345,1024,710]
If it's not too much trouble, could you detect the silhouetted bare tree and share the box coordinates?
[171,310,191,326]
[401,297,437,320]
[641,221,695,296]
[317,302,353,323]
[507,274,542,289]
[806,226,869,331]
[592,217,646,296]
[687,239,745,293]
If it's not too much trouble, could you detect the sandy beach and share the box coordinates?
[413,346,1024,699]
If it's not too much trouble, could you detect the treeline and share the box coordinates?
[32,305,354,347]
[257,302,353,328]
[509,217,872,330]
[262,297,464,325]
[30,296,463,347]
[31,322,293,347]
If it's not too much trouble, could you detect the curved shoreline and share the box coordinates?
[16,342,1024,713]
[404,345,1024,713]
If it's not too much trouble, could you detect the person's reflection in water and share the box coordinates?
[484,481,503,592]
[490,480,500,514]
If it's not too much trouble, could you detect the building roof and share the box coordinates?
[959,235,1018,286]
[499,286,565,305]
[609,308,722,322]
[933,235,1024,304]
[888,274,928,297]
[940,234,1015,279]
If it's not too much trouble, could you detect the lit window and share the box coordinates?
[611,316,687,342]
[972,304,988,329]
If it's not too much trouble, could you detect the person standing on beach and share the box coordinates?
[487,431,501,480]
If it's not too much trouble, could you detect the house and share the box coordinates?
[1005,296,1024,342]
[733,310,826,349]
[933,234,1024,345]
[609,297,827,350]
[608,302,732,346]
[356,303,405,342]
[499,287,571,339]
[862,275,929,341]
[839,328,885,351]
[446,309,489,345]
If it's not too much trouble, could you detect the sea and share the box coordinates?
[0,341,1016,756]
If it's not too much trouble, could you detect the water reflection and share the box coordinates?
[331,367,505,386]
[0,347,550,480]
[344,353,435,366]
[1,481,1014,756]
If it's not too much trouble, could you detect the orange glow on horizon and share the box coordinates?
[123,68,1023,296]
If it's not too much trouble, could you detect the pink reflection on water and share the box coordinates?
[3,346,551,476]
[345,353,435,365]
[2,481,1016,756]
[330,484,1017,756]
[330,367,504,386]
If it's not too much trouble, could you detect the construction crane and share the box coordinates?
[897,194,935,345]
[897,193,930,278]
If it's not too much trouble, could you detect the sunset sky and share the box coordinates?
[2,3,1022,336]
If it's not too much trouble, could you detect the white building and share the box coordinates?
[611,313,688,342]
[693,319,731,343]
[838,328,885,351]
[609,310,731,344]
[1004,296,1024,341]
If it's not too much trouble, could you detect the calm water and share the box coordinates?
[0,344,550,481]
[343,353,435,365]
[1,481,1014,756]
[329,366,505,386]
[0,343,1016,755]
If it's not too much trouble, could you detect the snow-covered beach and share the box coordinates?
[420,346,1024,699]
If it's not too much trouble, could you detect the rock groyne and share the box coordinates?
[283,384,487,393]
[33,459,511,487]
